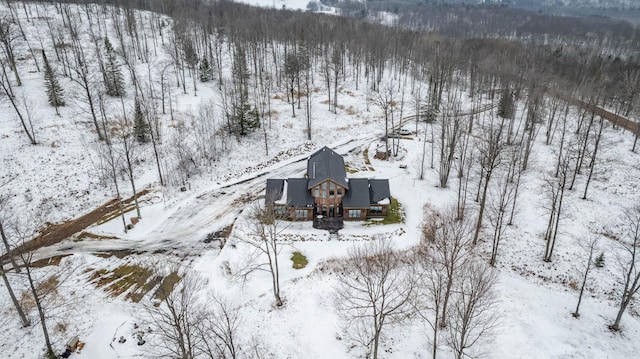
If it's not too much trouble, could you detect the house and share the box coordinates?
[265,147,391,230]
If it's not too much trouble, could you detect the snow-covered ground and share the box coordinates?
[1,1,640,359]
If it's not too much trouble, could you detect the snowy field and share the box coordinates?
[1,1,640,359]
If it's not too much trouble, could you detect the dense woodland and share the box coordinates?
[1,0,640,358]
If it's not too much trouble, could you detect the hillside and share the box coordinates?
[1,1,640,359]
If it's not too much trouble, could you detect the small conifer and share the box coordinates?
[42,50,65,114]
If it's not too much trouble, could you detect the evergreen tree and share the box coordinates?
[104,37,125,97]
[199,57,213,82]
[595,252,605,268]
[232,102,260,136]
[498,89,515,119]
[133,99,149,143]
[230,45,258,136]
[42,50,64,114]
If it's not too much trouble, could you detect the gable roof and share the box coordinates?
[343,178,370,208]
[369,179,391,203]
[265,179,284,205]
[286,178,314,207]
[307,146,348,189]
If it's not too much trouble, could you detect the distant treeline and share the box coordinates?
[29,0,640,110]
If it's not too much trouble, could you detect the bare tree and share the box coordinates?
[373,84,396,159]
[0,255,29,327]
[438,104,463,188]
[519,88,544,171]
[114,109,143,220]
[419,263,445,359]
[543,143,572,262]
[0,62,36,144]
[422,207,474,328]
[610,207,640,331]
[12,218,75,359]
[283,50,300,117]
[330,43,343,114]
[488,175,515,267]
[0,211,29,327]
[573,234,599,318]
[69,36,104,141]
[455,123,473,221]
[236,203,287,307]
[415,223,445,359]
[0,16,22,86]
[198,293,243,359]
[21,250,56,358]
[97,109,129,233]
[582,117,605,200]
[138,92,165,186]
[0,197,20,272]
[473,115,508,245]
[145,273,201,359]
[448,260,499,359]
[568,109,596,191]
[335,238,418,359]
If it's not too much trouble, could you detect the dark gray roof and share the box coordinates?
[287,178,314,207]
[343,178,370,208]
[265,179,284,205]
[307,147,348,189]
[369,179,391,203]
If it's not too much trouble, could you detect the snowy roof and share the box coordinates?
[265,179,284,205]
[369,179,391,203]
[307,146,348,189]
[287,178,314,207]
[343,178,370,208]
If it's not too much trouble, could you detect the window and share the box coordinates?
[275,206,286,216]
[348,210,361,218]
[295,209,307,219]
[337,188,342,198]
[370,206,383,214]
[314,187,319,197]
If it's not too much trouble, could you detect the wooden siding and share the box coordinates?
[311,179,346,206]
[343,207,368,221]
[287,207,314,221]
[367,204,388,218]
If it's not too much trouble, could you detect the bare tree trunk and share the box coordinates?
[101,113,128,233]
[238,204,286,307]
[449,260,498,359]
[582,117,604,200]
[336,239,418,359]
[0,220,20,272]
[489,177,514,266]
[611,208,640,331]
[0,64,36,144]
[423,208,473,328]
[573,236,598,318]
[420,121,428,180]
[474,117,508,245]
[23,255,54,357]
[569,111,595,190]
[544,158,569,262]
[438,105,462,188]
[119,100,142,219]
[143,103,165,186]
[0,257,30,327]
